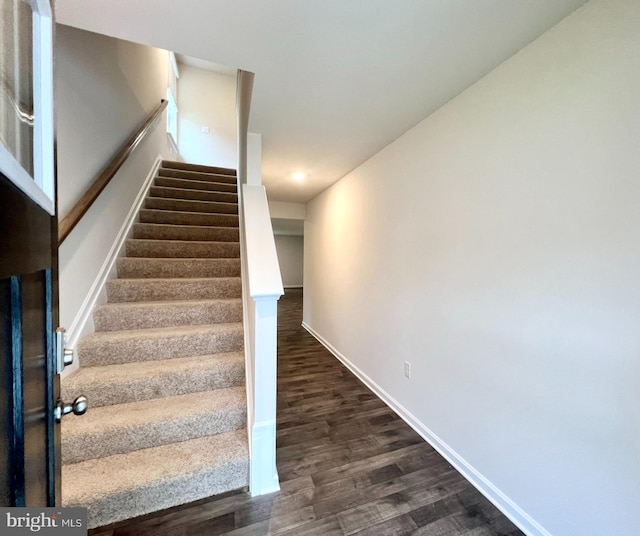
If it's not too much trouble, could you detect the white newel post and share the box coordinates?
[250,296,280,494]
[243,184,283,495]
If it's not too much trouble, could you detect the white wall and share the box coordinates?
[177,65,236,168]
[268,201,306,220]
[56,25,173,344]
[304,1,640,535]
[274,235,303,288]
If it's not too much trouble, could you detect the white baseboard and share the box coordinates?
[64,156,163,359]
[301,321,551,536]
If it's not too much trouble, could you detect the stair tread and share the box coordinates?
[144,197,238,215]
[125,238,240,259]
[64,386,245,436]
[133,223,239,242]
[64,351,243,385]
[62,352,244,404]
[62,429,249,528]
[146,196,237,207]
[162,160,237,175]
[107,277,241,302]
[127,238,240,246]
[94,298,243,331]
[134,223,239,232]
[151,185,238,197]
[109,276,241,283]
[117,256,241,267]
[139,208,239,228]
[77,323,244,366]
[140,207,238,218]
[62,387,246,463]
[155,176,237,192]
[80,322,243,342]
[96,297,241,310]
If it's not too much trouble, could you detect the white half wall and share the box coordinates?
[177,64,237,168]
[247,132,262,185]
[303,1,640,535]
[274,235,303,288]
[56,25,173,345]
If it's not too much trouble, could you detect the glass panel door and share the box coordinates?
[0,0,54,215]
[0,0,34,178]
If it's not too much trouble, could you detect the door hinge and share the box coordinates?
[55,327,74,374]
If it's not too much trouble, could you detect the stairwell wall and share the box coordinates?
[303,1,640,535]
[177,64,237,169]
[274,235,303,288]
[56,25,174,352]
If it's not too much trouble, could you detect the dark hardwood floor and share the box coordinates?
[90,289,524,535]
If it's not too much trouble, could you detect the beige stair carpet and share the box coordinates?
[61,161,249,529]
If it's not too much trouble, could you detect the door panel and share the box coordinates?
[22,269,52,506]
[0,0,57,508]
[0,172,57,506]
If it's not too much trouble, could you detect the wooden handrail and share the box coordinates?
[58,99,168,244]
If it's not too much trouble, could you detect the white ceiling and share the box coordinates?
[56,0,588,203]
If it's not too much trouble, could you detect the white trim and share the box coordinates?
[167,132,179,156]
[302,321,552,536]
[32,0,55,207]
[63,157,163,359]
[169,51,180,79]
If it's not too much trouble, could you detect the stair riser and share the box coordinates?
[140,209,239,227]
[155,176,237,193]
[162,161,237,176]
[61,357,245,408]
[133,223,239,242]
[145,197,238,214]
[62,406,246,464]
[78,329,244,367]
[94,301,243,331]
[160,167,237,183]
[150,186,238,204]
[126,239,240,259]
[159,169,237,185]
[117,258,240,278]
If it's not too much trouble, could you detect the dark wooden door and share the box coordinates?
[0,0,59,507]
[0,174,59,507]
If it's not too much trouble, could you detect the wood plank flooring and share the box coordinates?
[89,289,524,536]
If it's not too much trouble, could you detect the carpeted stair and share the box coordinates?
[61,161,249,529]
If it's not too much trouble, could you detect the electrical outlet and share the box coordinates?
[404,361,411,379]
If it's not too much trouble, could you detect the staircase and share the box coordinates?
[61,161,249,529]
